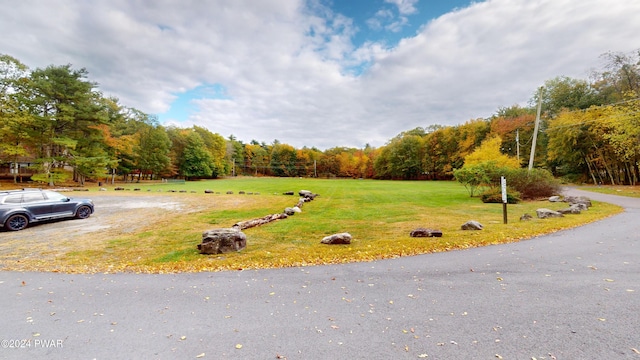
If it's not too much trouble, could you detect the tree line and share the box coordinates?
[1,49,638,185]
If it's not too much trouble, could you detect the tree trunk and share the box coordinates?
[585,156,598,185]
[595,147,615,185]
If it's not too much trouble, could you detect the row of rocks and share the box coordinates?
[198,193,595,254]
[410,195,594,235]
[198,190,319,254]
[110,187,262,195]
[408,220,483,237]
[522,195,593,220]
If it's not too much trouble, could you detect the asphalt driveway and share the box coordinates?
[0,188,638,359]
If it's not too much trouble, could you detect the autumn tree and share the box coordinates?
[269,143,297,177]
[374,134,425,179]
[244,142,270,176]
[193,126,227,177]
[135,117,172,180]
[296,147,323,177]
[423,126,459,179]
[489,112,535,165]
[454,135,520,197]
[532,76,602,117]
[0,55,32,183]
[455,119,491,163]
[592,49,640,102]
[180,131,215,179]
[105,105,148,182]
[463,135,520,169]
[225,135,244,176]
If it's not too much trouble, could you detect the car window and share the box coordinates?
[22,192,46,203]
[43,191,68,202]
[3,194,22,203]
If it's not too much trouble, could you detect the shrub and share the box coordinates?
[453,161,505,197]
[505,168,561,199]
[456,162,561,200]
[480,187,521,204]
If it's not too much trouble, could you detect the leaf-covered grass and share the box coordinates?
[578,185,640,198]
[1,178,623,273]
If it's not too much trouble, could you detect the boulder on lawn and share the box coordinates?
[299,190,318,200]
[571,202,589,211]
[284,207,302,215]
[564,196,592,208]
[536,208,564,219]
[520,213,533,221]
[198,228,247,254]
[548,195,562,202]
[410,228,443,237]
[321,232,352,245]
[461,220,483,230]
[558,204,582,214]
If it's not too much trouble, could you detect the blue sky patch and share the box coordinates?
[159,83,229,123]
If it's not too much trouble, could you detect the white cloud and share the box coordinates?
[1,0,638,149]
[385,0,419,15]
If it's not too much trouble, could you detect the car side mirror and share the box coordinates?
[63,197,70,202]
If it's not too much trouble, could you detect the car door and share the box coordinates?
[21,192,52,219]
[45,191,76,217]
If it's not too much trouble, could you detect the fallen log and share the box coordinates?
[232,213,288,230]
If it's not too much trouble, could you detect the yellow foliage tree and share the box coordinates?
[463,136,520,168]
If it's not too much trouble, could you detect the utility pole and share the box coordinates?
[528,86,543,172]
[516,129,520,163]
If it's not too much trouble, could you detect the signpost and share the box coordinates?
[501,176,508,224]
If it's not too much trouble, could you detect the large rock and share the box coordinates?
[548,195,562,202]
[520,213,533,221]
[198,228,247,254]
[284,207,301,215]
[410,228,443,237]
[558,204,582,214]
[536,208,564,219]
[321,233,352,245]
[461,220,483,230]
[570,202,589,211]
[299,190,318,200]
[564,196,592,208]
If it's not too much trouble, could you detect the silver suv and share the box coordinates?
[0,189,94,231]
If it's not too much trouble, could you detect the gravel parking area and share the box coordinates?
[0,192,209,260]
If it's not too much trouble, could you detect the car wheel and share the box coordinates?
[5,214,29,231]
[75,205,92,219]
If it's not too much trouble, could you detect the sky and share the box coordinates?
[1,0,638,149]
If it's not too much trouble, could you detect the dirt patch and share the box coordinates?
[0,192,213,263]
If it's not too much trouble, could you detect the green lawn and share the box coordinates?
[5,178,623,273]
